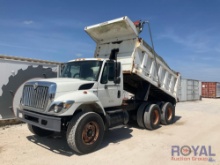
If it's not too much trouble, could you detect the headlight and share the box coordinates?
[48,100,74,113]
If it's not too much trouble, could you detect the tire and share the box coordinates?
[137,102,149,128]
[143,104,161,130]
[27,124,53,137]
[161,102,175,125]
[66,112,105,154]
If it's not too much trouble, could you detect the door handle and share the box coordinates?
[104,84,119,89]
[117,90,121,98]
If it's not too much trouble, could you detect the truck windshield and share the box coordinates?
[61,60,103,81]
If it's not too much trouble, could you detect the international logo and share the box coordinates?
[33,82,38,90]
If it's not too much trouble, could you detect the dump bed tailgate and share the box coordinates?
[85,16,138,43]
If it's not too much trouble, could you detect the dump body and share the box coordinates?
[85,16,180,103]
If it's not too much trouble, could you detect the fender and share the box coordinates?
[51,90,106,116]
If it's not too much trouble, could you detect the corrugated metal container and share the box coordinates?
[202,82,220,98]
[0,55,60,120]
[178,78,201,102]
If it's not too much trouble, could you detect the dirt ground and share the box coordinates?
[0,98,220,165]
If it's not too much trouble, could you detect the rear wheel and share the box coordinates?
[27,124,53,137]
[143,104,161,130]
[136,103,149,128]
[66,112,105,154]
[161,102,175,125]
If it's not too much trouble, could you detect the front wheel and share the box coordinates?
[27,124,53,137]
[66,112,105,154]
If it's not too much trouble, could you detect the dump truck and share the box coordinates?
[16,16,180,154]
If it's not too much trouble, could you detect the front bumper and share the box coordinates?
[17,109,62,132]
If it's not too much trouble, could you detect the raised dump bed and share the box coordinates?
[85,16,180,103]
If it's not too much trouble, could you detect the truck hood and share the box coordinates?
[36,78,95,93]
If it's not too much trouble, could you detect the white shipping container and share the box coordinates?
[178,78,201,102]
[0,55,60,119]
[216,83,220,97]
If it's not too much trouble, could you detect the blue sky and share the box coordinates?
[0,0,220,81]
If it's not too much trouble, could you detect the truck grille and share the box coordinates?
[22,85,49,110]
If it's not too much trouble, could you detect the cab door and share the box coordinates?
[97,61,123,108]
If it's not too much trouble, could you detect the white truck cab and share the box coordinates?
[17,16,180,154]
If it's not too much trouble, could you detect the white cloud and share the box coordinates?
[172,58,220,81]
[157,28,215,53]
[23,20,34,25]
[0,42,56,53]
[214,46,220,53]
[47,19,86,29]
[185,67,220,82]
[0,42,31,49]
[75,53,82,57]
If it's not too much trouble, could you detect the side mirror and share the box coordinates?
[114,62,121,84]
[116,62,121,77]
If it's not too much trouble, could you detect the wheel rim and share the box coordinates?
[82,121,99,145]
[167,107,173,121]
[152,109,160,125]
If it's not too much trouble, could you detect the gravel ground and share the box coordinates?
[0,98,220,165]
